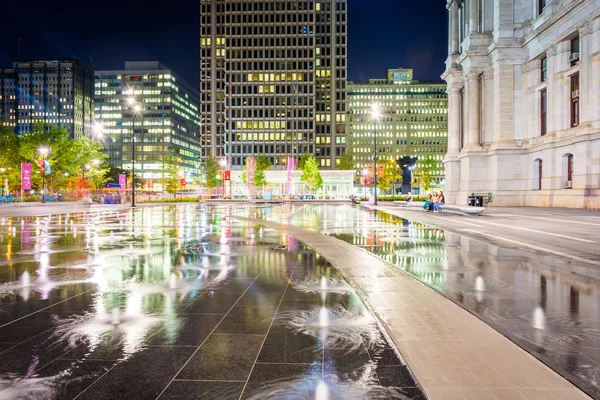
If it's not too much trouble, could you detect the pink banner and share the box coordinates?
[287,157,296,195]
[246,157,256,195]
[119,174,126,192]
[21,163,32,190]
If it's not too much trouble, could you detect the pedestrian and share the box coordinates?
[407,191,413,202]
[423,194,434,212]
[434,191,445,212]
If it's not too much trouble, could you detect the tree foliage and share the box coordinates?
[296,153,311,170]
[337,153,355,170]
[160,152,180,194]
[377,159,401,194]
[413,157,438,192]
[300,155,323,192]
[0,124,108,193]
[254,155,271,187]
[201,155,219,189]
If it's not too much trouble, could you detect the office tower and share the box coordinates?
[0,59,94,138]
[200,0,348,169]
[348,68,448,186]
[443,0,600,208]
[95,62,200,188]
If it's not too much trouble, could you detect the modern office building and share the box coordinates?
[200,0,348,169]
[348,68,448,184]
[0,59,94,138]
[95,62,201,189]
[443,0,600,208]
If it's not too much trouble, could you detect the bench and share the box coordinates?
[393,201,408,207]
[406,201,484,216]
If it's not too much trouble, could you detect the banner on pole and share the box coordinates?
[287,157,296,195]
[224,170,231,181]
[21,163,32,190]
[119,174,126,192]
[246,157,256,194]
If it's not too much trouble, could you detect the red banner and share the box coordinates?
[224,170,231,181]
[21,163,32,190]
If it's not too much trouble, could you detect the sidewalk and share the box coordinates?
[234,216,591,400]
[370,205,600,267]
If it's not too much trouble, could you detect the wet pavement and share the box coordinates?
[240,204,600,399]
[0,206,425,400]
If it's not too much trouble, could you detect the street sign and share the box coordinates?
[224,170,231,181]
[181,178,187,187]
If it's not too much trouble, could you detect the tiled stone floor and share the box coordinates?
[239,203,599,400]
[0,206,424,399]
[231,208,592,400]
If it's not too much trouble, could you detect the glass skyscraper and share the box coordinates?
[0,59,94,138]
[95,62,200,189]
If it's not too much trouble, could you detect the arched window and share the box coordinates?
[533,159,543,190]
[562,153,574,188]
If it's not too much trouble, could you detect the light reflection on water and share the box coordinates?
[0,205,423,399]
[241,203,600,399]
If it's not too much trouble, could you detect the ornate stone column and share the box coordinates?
[447,81,463,155]
[579,22,591,125]
[451,0,460,54]
[469,0,479,34]
[465,72,481,150]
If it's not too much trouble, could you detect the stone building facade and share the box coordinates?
[443,0,600,208]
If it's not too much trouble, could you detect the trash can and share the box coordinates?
[468,196,476,206]
[475,196,484,207]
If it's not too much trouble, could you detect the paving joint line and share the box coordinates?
[155,271,265,400]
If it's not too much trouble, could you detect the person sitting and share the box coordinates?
[423,194,434,212]
[406,192,413,202]
[433,191,445,212]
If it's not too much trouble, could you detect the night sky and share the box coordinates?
[0,0,448,88]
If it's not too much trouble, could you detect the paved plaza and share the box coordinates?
[0,203,598,399]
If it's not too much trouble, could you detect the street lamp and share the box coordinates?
[219,158,227,197]
[128,97,142,207]
[38,147,49,204]
[370,104,381,205]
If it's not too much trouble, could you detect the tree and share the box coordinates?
[338,153,355,170]
[159,153,180,195]
[377,159,402,194]
[296,153,311,170]
[413,157,438,193]
[0,124,108,192]
[201,155,219,189]
[300,155,323,193]
[254,155,272,187]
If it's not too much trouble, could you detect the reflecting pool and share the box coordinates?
[241,203,600,399]
[0,206,425,399]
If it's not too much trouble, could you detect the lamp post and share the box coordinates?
[370,104,381,205]
[38,147,49,204]
[128,97,142,207]
[219,158,227,197]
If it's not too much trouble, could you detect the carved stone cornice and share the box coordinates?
[546,44,558,57]
[578,21,591,37]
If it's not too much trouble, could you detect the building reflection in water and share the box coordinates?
[247,203,600,399]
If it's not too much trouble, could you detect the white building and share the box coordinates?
[443,0,600,208]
